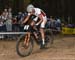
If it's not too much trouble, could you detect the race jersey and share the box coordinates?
[27,8,47,25]
[33,8,46,17]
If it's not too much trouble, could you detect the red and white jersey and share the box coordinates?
[33,8,46,17]
[28,8,47,22]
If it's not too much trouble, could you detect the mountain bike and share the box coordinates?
[16,25,54,57]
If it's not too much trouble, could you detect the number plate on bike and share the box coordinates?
[24,25,30,30]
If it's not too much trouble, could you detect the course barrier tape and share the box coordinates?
[0,28,75,35]
[0,29,52,35]
[0,32,27,34]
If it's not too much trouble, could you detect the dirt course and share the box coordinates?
[0,36,75,60]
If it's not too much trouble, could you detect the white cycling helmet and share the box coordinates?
[26,4,34,12]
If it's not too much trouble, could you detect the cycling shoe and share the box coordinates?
[40,43,46,49]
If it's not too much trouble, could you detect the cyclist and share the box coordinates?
[22,4,47,48]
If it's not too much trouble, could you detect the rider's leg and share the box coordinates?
[30,21,38,39]
[40,28,45,45]
[33,32,38,39]
[40,19,47,45]
[30,21,37,31]
[30,21,35,26]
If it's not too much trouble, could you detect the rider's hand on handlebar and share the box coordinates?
[35,23,39,26]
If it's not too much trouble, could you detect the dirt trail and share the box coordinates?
[0,36,75,60]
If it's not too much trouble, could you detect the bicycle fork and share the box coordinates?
[24,32,30,47]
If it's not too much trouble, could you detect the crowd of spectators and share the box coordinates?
[46,16,62,32]
[0,8,12,32]
[0,8,28,32]
[0,8,28,38]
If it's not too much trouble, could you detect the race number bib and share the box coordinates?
[24,25,29,30]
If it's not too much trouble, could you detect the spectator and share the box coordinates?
[1,12,7,32]
[0,16,4,32]
[0,16,4,38]
[45,18,51,28]
[17,12,22,22]
[19,12,28,32]
[0,9,8,32]
[17,12,27,32]
[5,8,12,32]
[2,8,8,21]
[55,17,62,32]
[50,16,56,29]
[12,16,19,31]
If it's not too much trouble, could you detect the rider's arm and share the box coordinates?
[22,13,31,24]
[36,14,43,25]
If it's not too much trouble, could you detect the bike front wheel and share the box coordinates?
[16,34,33,57]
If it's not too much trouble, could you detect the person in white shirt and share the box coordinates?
[22,4,47,48]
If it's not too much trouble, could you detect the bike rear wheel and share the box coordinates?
[45,29,54,48]
[16,34,33,57]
